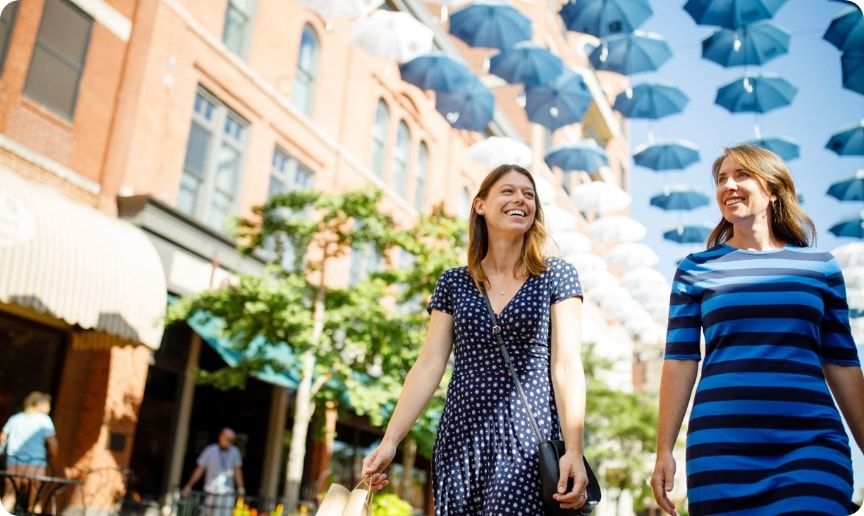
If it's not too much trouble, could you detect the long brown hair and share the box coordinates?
[467,164,548,285]
[707,145,815,248]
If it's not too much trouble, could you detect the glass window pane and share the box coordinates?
[194,94,215,120]
[295,166,313,190]
[177,174,200,215]
[392,122,409,195]
[222,7,247,55]
[208,192,232,229]
[232,0,253,15]
[215,144,240,194]
[36,0,90,65]
[183,123,211,177]
[24,46,78,117]
[415,143,428,210]
[0,2,18,72]
[371,101,389,177]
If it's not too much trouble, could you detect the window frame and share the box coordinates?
[415,141,429,211]
[0,1,19,75]
[221,0,257,59]
[371,99,390,178]
[391,121,410,196]
[292,24,320,117]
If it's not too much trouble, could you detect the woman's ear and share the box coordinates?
[473,198,485,216]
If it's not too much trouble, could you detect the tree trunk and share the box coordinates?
[398,436,417,501]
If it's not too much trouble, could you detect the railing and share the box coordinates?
[168,489,318,516]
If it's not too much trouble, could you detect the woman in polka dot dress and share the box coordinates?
[362,164,590,514]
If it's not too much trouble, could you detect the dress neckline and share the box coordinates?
[720,242,789,255]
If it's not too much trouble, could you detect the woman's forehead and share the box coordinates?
[493,170,534,188]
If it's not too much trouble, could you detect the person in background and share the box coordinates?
[181,428,244,516]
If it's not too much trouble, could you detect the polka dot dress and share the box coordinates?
[427,257,582,515]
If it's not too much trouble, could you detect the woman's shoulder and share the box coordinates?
[438,266,470,284]
[543,256,577,274]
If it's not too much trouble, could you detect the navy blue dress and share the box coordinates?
[427,257,582,515]
[667,245,860,515]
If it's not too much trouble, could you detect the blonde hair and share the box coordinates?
[467,164,548,285]
[708,145,815,248]
[23,392,51,410]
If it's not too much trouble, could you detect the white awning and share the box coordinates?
[0,169,166,348]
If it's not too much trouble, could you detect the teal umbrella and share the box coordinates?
[702,21,790,68]
[664,224,712,244]
[589,31,672,75]
[489,43,563,86]
[545,141,609,172]
[524,68,592,130]
[650,186,711,211]
[829,212,864,239]
[449,2,532,49]
[824,7,863,52]
[559,0,653,38]
[715,74,797,114]
[613,83,688,120]
[827,170,864,202]
[632,140,700,171]
[435,76,494,132]
[684,0,787,29]
[744,136,800,161]
[826,120,864,156]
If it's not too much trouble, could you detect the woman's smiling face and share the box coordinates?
[475,170,537,235]
[715,156,774,225]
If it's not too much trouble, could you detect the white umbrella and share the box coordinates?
[592,286,633,314]
[298,0,382,19]
[543,204,578,232]
[851,318,864,346]
[548,230,592,255]
[833,242,864,269]
[622,267,670,298]
[565,252,607,273]
[351,11,434,63]
[589,215,646,244]
[469,137,532,168]
[570,180,631,216]
[582,300,609,344]
[604,242,660,270]
[533,174,558,207]
[579,269,620,292]
[843,267,864,290]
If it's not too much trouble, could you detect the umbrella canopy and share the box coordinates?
[489,43,563,86]
[826,120,864,156]
[590,215,647,244]
[533,175,558,207]
[469,136,532,168]
[621,267,669,297]
[544,204,578,231]
[632,140,700,171]
[399,52,474,93]
[829,212,864,239]
[435,77,494,132]
[298,0,382,19]
[663,224,712,244]
[565,252,608,273]
[828,170,864,202]
[744,136,800,161]
[604,242,660,270]
[824,7,864,52]
[613,82,688,120]
[842,50,864,96]
[702,21,790,68]
[579,269,620,292]
[683,0,787,29]
[589,31,672,75]
[715,74,797,114]
[650,185,711,211]
[570,180,632,215]
[351,10,434,63]
[524,68,592,130]
[545,140,609,172]
[449,2,532,50]
[833,242,864,268]
[559,0,653,38]
[548,230,593,255]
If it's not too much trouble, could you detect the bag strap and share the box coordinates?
[479,285,544,444]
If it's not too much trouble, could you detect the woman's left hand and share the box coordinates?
[553,450,589,509]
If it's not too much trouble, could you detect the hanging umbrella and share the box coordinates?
[833,242,864,268]
[650,185,711,211]
[828,170,864,202]
[449,2,532,50]
[579,269,620,292]
[298,0,382,19]
[824,7,864,52]
[826,120,864,156]
[590,215,647,244]
[829,212,864,239]
[435,76,495,132]
[565,252,608,273]
[621,267,669,298]
[663,224,711,244]
[425,0,472,23]
[399,52,474,93]
[545,140,609,172]
[524,68,592,130]
[744,136,800,161]
[702,21,790,68]
[544,204,578,231]
[548,230,592,255]
[559,0,653,38]
[715,74,797,114]
[613,83,688,120]
[842,50,864,96]
[589,31,672,75]
[604,242,660,270]
[570,180,632,215]
[489,43,563,86]
[533,175,558,207]
[683,0,787,29]
[351,11,434,64]
[469,136,532,168]
[632,140,700,171]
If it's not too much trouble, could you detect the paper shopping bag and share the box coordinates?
[341,483,370,516]
[316,483,350,515]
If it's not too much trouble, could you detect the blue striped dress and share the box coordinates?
[666,243,861,515]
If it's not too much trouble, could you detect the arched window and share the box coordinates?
[371,100,389,178]
[292,24,319,116]
[392,121,410,195]
[415,142,428,211]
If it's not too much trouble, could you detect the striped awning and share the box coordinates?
[0,169,166,348]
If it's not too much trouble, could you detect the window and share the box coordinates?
[371,100,389,178]
[222,0,255,58]
[0,2,18,74]
[292,24,319,116]
[265,147,315,269]
[415,142,428,211]
[24,0,92,119]
[177,88,248,232]
[392,121,410,196]
[348,242,381,286]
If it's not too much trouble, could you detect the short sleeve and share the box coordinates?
[1,415,12,434]
[665,260,703,361]
[231,447,243,467]
[821,257,860,366]
[197,445,214,466]
[40,415,55,438]
[549,258,582,304]
[427,268,457,315]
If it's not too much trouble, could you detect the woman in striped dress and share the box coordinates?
[651,145,864,515]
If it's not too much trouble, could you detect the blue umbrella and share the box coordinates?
[524,68,592,130]
[613,82,688,120]
[449,2,532,50]
[744,136,800,161]
[829,213,864,239]
[589,31,672,75]
[399,52,474,93]
[824,7,863,52]
[559,0,652,38]
[633,140,700,171]
[715,74,797,114]
[663,225,712,244]
[684,0,787,29]
[435,77,494,132]
[826,120,864,156]
[489,43,563,86]
[650,186,711,211]
[545,141,609,172]
[828,171,864,202]
[702,21,790,68]
[842,50,864,95]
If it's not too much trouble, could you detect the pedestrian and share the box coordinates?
[181,428,245,516]
[651,145,864,515]
[362,164,590,514]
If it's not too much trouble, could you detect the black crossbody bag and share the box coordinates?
[480,286,601,515]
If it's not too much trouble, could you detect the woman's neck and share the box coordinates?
[727,222,784,251]
[482,235,525,277]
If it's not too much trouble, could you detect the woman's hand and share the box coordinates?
[552,450,589,509]
[651,451,678,515]
[361,441,397,491]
